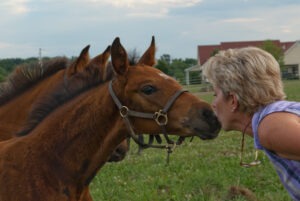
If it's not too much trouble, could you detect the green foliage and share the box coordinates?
[0,57,40,82]
[0,58,24,72]
[260,40,285,69]
[0,68,7,82]
[90,80,299,201]
[156,59,169,74]
[210,48,219,57]
[0,58,24,81]
[155,56,197,84]
[171,59,188,83]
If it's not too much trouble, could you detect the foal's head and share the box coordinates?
[110,37,221,140]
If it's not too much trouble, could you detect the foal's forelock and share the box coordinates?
[0,58,69,106]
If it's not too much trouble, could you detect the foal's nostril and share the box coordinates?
[116,147,126,156]
[108,146,128,162]
[202,109,210,118]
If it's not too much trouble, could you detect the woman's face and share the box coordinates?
[212,87,234,131]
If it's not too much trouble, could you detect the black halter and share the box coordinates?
[109,80,188,162]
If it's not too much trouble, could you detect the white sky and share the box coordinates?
[0,0,300,59]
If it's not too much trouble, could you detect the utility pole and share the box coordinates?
[38,48,43,67]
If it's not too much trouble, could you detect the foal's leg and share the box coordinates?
[137,135,144,155]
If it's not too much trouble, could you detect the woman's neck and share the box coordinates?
[233,112,253,136]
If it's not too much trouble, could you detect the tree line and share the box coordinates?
[0,57,48,82]
[0,55,199,84]
[0,58,32,81]
[0,40,284,83]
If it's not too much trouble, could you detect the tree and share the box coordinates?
[0,68,7,82]
[160,54,171,65]
[171,58,186,82]
[210,48,219,57]
[155,59,169,74]
[155,55,198,84]
[260,40,284,69]
[155,54,172,75]
[0,58,41,82]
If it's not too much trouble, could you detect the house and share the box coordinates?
[185,40,300,85]
[283,41,300,79]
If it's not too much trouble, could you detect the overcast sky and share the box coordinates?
[1,0,300,59]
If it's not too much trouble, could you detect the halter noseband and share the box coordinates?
[108,80,187,161]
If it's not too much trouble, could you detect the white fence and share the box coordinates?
[175,75,213,94]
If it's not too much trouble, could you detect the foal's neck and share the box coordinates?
[30,82,126,186]
[0,71,65,139]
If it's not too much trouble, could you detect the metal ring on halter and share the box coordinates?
[119,106,129,118]
[154,110,168,126]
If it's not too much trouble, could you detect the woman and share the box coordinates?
[203,46,300,200]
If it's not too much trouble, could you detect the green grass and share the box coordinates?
[90,80,300,201]
[284,80,300,101]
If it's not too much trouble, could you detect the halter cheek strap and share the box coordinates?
[108,80,187,161]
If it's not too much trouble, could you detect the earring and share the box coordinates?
[231,107,236,112]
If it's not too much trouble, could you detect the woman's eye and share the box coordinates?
[141,85,157,95]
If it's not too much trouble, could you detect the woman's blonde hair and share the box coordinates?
[203,46,286,114]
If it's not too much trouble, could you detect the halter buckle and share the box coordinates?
[154,110,168,126]
[119,106,129,118]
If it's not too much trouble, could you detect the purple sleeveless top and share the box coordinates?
[252,100,300,201]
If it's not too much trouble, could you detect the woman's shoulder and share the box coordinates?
[252,100,300,150]
[258,111,300,160]
[255,100,300,120]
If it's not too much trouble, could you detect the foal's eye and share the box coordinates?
[141,85,157,95]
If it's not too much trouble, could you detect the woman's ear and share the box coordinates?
[229,92,239,112]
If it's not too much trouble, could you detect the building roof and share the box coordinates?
[184,64,201,72]
[197,40,295,65]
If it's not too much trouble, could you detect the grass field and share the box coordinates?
[90,80,300,201]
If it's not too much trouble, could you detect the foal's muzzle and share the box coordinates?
[184,107,221,140]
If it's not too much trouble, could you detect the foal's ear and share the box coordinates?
[111,37,129,75]
[137,36,156,66]
[66,45,90,76]
[90,45,111,67]
[89,45,111,80]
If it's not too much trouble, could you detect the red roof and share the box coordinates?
[198,40,295,65]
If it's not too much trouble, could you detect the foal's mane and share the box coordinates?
[17,61,115,136]
[0,58,69,105]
